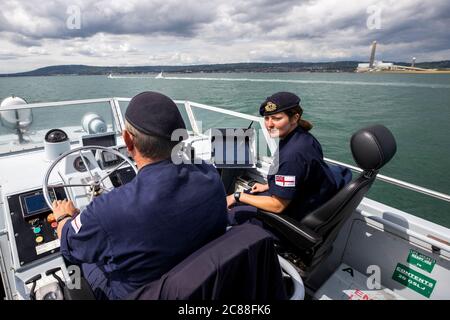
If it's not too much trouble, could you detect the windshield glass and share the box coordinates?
[189,106,274,159]
[0,101,118,155]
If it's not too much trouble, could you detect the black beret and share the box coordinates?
[259,92,301,116]
[125,91,186,140]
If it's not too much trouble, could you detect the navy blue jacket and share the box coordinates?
[267,126,351,221]
[60,160,228,299]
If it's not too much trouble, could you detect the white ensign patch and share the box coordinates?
[71,214,82,234]
[275,175,296,187]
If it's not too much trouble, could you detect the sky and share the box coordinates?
[0,0,449,73]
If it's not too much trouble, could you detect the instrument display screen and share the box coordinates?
[23,193,49,216]
[82,132,117,148]
[20,189,56,218]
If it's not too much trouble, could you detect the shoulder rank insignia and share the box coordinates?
[265,102,277,112]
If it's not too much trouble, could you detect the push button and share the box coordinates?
[47,213,56,223]
[51,222,58,229]
[35,236,44,244]
[33,227,41,234]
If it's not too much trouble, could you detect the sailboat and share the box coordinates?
[155,71,164,79]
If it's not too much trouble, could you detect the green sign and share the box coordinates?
[392,263,436,298]
[407,249,436,273]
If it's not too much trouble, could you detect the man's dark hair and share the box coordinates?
[125,120,178,160]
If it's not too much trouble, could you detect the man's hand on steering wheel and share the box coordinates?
[43,146,138,210]
[52,199,80,221]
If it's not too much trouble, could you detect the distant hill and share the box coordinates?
[1,61,449,77]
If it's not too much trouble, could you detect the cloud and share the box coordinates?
[0,50,27,60]
[0,0,448,73]
[0,0,217,40]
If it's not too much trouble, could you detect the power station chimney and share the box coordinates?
[412,57,416,68]
[369,41,377,68]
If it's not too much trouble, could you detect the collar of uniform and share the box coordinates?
[138,158,171,174]
[280,125,305,146]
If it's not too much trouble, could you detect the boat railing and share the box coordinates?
[324,158,450,203]
[2,97,449,204]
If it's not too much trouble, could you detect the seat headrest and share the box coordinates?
[350,124,396,171]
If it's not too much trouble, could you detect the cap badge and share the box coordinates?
[265,102,277,112]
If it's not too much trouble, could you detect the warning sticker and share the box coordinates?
[407,249,436,273]
[36,239,60,255]
[392,263,436,298]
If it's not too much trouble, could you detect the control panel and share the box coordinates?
[234,175,257,192]
[7,187,67,266]
[81,132,132,169]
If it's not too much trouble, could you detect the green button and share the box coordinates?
[33,227,41,234]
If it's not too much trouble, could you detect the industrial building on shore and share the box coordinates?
[356,41,447,73]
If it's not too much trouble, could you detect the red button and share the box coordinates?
[51,222,58,229]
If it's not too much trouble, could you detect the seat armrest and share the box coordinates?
[257,210,323,251]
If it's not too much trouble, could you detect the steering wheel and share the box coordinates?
[42,146,138,209]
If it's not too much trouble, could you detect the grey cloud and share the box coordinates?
[0,0,218,41]
[0,0,448,65]
[230,0,306,23]
[351,2,450,59]
[2,33,42,47]
[0,51,27,60]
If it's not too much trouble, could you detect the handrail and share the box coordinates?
[0,98,113,110]
[186,101,261,122]
[278,255,305,300]
[325,158,450,203]
[360,210,450,253]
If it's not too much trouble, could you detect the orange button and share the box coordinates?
[35,236,44,244]
[51,222,58,229]
[47,214,56,223]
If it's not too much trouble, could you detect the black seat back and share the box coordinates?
[259,124,397,273]
[127,223,287,300]
[301,124,396,232]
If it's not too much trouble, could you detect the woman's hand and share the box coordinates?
[250,183,269,194]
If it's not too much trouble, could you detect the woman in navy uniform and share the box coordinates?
[227,92,351,222]
[51,92,228,299]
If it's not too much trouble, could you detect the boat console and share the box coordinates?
[7,187,66,266]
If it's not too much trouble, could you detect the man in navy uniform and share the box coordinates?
[227,92,351,222]
[52,91,228,299]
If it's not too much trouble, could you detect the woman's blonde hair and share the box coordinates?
[284,106,313,131]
